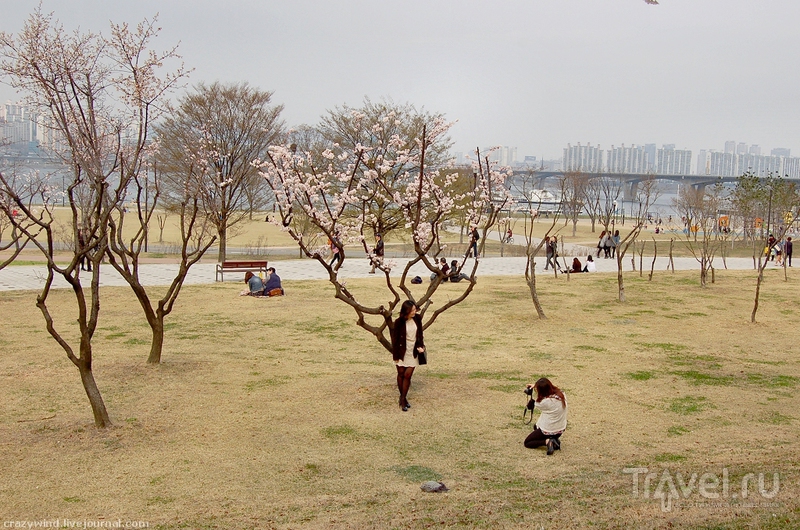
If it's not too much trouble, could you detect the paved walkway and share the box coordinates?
[0,254,768,292]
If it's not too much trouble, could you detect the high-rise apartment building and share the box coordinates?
[1,102,38,148]
[771,147,791,157]
[483,146,518,167]
[697,150,709,175]
[783,157,800,179]
[644,144,657,171]
[563,143,603,172]
[606,144,648,173]
[555,141,796,178]
[656,145,692,175]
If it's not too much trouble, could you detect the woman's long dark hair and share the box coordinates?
[398,300,416,320]
[535,377,566,408]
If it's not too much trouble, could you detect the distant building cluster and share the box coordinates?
[561,141,800,178]
[697,143,798,178]
[563,143,692,175]
[0,102,38,151]
[4,101,799,179]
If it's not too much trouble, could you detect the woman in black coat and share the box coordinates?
[392,300,425,412]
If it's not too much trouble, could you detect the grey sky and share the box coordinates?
[2,0,798,160]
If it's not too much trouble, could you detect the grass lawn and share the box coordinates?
[1,268,799,528]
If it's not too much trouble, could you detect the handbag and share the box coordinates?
[417,349,427,365]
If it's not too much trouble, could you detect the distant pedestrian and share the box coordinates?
[611,230,620,258]
[544,236,555,271]
[468,227,480,259]
[550,236,561,270]
[369,234,384,274]
[597,231,606,258]
[77,228,92,272]
[786,237,793,267]
[329,233,343,267]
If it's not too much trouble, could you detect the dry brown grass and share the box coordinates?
[1,269,799,529]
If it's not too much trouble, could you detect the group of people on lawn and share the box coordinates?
[241,268,284,297]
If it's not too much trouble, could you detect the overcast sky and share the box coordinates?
[2,0,798,160]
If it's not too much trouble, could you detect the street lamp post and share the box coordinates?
[612,200,617,231]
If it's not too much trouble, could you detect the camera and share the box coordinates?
[523,386,536,423]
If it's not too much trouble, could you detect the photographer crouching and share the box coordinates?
[523,378,568,455]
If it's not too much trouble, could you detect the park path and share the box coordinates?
[0,254,768,292]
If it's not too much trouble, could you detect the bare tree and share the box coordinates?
[581,176,603,232]
[560,171,587,237]
[258,120,508,352]
[596,176,624,234]
[105,163,217,364]
[0,9,184,426]
[750,175,798,322]
[614,177,659,301]
[672,182,726,287]
[156,82,284,262]
[513,172,566,319]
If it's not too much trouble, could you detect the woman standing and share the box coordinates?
[392,300,426,412]
[597,231,606,258]
[523,377,568,455]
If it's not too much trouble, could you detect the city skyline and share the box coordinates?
[4,99,798,178]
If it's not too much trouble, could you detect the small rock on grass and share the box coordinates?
[420,481,449,493]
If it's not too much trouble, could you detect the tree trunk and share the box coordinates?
[649,238,657,281]
[668,239,675,272]
[147,317,165,364]
[218,224,227,262]
[527,259,547,319]
[79,360,111,428]
[751,270,763,322]
[618,258,626,302]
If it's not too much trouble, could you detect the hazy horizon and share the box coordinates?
[2,0,798,161]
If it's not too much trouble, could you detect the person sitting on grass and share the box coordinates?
[430,257,450,281]
[448,260,470,283]
[263,267,284,296]
[241,271,264,296]
[582,255,596,273]
[570,257,583,273]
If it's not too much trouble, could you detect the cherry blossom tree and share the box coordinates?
[0,8,185,426]
[257,119,509,351]
[315,98,452,241]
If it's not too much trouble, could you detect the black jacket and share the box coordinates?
[391,314,425,362]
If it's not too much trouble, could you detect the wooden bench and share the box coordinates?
[215,260,268,282]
